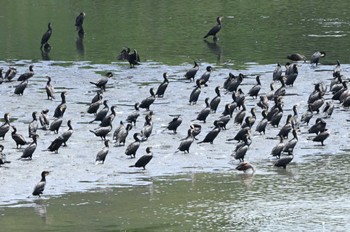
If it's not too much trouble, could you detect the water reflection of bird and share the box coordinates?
[203,40,222,62]
[32,171,50,197]
[76,33,85,56]
[40,23,52,50]
[129,147,153,169]
[203,16,223,41]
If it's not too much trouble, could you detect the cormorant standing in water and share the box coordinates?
[90,72,113,91]
[197,120,221,144]
[45,76,55,100]
[14,80,28,95]
[210,86,221,112]
[203,16,223,41]
[129,147,153,170]
[28,111,38,138]
[90,119,112,140]
[39,109,50,130]
[32,171,50,197]
[95,140,109,164]
[248,75,261,98]
[176,129,194,153]
[139,88,156,111]
[236,162,255,173]
[199,66,212,86]
[125,133,141,158]
[189,79,202,105]
[0,145,11,167]
[47,136,64,153]
[40,23,52,50]
[193,97,211,123]
[117,47,140,68]
[126,103,140,126]
[184,61,199,82]
[0,113,11,140]
[155,73,169,98]
[113,121,132,146]
[18,65,34,81]
[75,12,86,34]
[58,120,73,146]
[165,115,182,134]
[310,51,326,66]
[100,106,116,127]
[274,155,293,169]
[90,100,109,124]
[11,126,28,149]
[19,134,39,160]
[53,92,67,118]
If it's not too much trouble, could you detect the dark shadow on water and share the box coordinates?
[203,40,222,63]
[76,32,85,56]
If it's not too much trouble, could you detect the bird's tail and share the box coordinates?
[203,34,209,39]
[89,130,96,135]
[90,82,97,85]
[129,165,135,168]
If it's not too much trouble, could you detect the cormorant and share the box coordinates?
[312,129,330,146]
[126,103,140,126]
[49,116,63,134]
[125,133,141,158]
[75,12,86,34]
[199,66,212,86]
[203,16,223,41]
[234,104,246,125]
[190,124,201,140]
[210,86,221,113]
[141,113,153,141]
[11,126,28,149]
[248,75,261,98]
[271,135,285,159]
[58,120,73,146]
[28,111,38,138]
[90,100,109,123]
[283,129,298,154]
[89,72,113,91]
[287,53,306,62]
[189,79,202,105]
[19,134,38,160]
[310,51,326,66]
[32,171,49,197]
[301,105,313,125]
[176,129,194,153]
[0,113,11,140]
[39,109,50,130]
[4,67,17,81]
[0,145,11,166]
[53,92,67,118]
[17,65,34,81]
[255,110,268,135]
[139,88,156,111]
[272,63,282,81]
[277,114,293,139]
[166,115,182,134]
[308,118,326,135]
[14,80,28,95]
[45,76,55,100]
[155,72,169,98]
[129,147,153,170]
[100,106,116,127]
[184,61,199,82]
[274,155,293,169]
[113,121,132,146]
[233,134,251,162]
[197,120,221,144]
[90,120,112,140]
[47,136,64,153]
[95,140,109,164]
[285,64,299,87]
[117,47,140,68]
[194,97,211,123]
[40,23,52,50]
[87,95,102,114]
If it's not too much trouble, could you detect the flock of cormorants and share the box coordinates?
[0,13,345,199]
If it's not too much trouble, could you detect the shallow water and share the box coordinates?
[0,60,350,231]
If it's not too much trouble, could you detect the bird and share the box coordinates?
[129,147,153,170]
[283,129,298,154]
[248,75,262,99]
[113,121,132,146]
[310,51,326,66]
[271,135,285,159]
[301,105,313,125]
[197,120,221,144]
[272,63,282,81]
[87,95,102,115]
[91,90,103,104]
[193,97,211,123]
[125,133,141,158]
[0,145,11,167]
[189,79,202,105]
[287,53,306,62]
[99,106,116,127]
[32,171,50,197]
[165,115,182,134]
[14,80,28,95]
[17,65,34,82]
[308,118,326,135]
[234,104,246,125]
[277,114,293,139]
[233,134,251,162]
[75,12,86,34]
[141,113,153,141]
[312,129,330,146]
[184,61,199,82]
[203,16,223,41]
[11,126,28,149]
[190,124,202,140]
[28,111,38,138]
[274,155,293,169]
[210,86,221,113]
[0,113,11,140]
[285,64,299,87]
[117,47,140,68]
[89,72,113,91]
[126,103,140,126]
[236,162,255,173]
[53,92,67,118]
[19,134,39,160]
[49,117,63,134]
[47,136,64,153]
[199,66,213,86]
[4,67,17,81]
[95,140,109,164]
[176,129,194,153]
[90,120,112,141]
[155,73,169,98]
[40,23,52,50]
[139,88,156,111]
[90,100,109,123]
[45,76,55,100]
[58,120,73,146]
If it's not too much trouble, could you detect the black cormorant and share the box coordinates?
[209,86,221,113]
[100,106,116,127]
[49,117,63,134]
[189,79,202,105]
[58,120,73,146]
[28,111,38,138]
[32,171,49,197]
[248,75,261,99]
[271,135,285,159]
[312,128,330,146]
[95,140,109,164]
[197,120,221,144]
[129,147,153,169]
[17,65,34,81]
[155,73,169,98]
[139,88,156,111]
[14,80,28,95]
[125,133,141,158]
[166,115,182,134]
[11,126,28,149]
[90,120,112,140]
[40,23,52,50]
[0,144,11,166]
[203,16,223,41]
[287,53,306,62]
[53,92,67,118]
[272,63,282,81]
[45,76,55,100]
[90,72,113,91]
[113,121,132,146]
[0,113,11,140]
[126,103,140,126]
[39,109,50,130]
[184,61,199,82]
[117,47,140,68]
[283,129,298,154]
[274,155,293,169]
[4,67,17,82]
[310,51,326,66]
[90,100,109,123]
[176,129,194,153]
[19,134,38,160]
[190,124,201,140]
[194,97,211,123]
[141,113,153,141]
[199,66,212,86]
[75,12,86,34]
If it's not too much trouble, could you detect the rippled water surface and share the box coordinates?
[2,0,350,231]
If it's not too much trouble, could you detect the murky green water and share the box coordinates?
[1,1,350,231]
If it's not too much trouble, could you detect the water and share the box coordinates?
[1,1,350,231]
